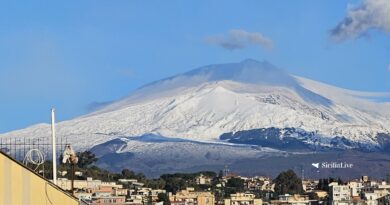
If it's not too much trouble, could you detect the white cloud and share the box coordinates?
[205,29,273,50]
[331,0,390,42]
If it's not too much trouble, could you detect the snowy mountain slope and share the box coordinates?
[1,59,390,153]
[90,59,333,115]
[91,135,286,176]
[295,76,390,117]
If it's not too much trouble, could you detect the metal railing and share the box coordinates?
[0,135,69,163]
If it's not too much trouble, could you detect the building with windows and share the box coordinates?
[91,196,126,205]
[196,174,212,185]
[271,194,316,205]
[170,187,215,205]
[363,189,389,205]
[330,185,351,205]
[224,193,262,205]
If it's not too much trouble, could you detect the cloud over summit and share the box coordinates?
[205,29,273,50]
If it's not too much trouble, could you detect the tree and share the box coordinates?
[317,177,339,192]
[83,165,114,181]
[77,151,97,168]
[226,177,245,190]
[121,169,146,181]
[164,177,186,194]
[224,177,245,197]
[274,170,303,196]
[199,171,217,178]
[122,169,136,179]
[157,193,170,205]
[145,179,166,189]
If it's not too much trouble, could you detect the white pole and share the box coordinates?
[51,108,57,185]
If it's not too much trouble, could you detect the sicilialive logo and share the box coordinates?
[312,162,353,169]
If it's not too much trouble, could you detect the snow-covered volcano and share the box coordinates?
[1,59,390,175]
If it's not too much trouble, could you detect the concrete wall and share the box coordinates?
[0,152,79,205]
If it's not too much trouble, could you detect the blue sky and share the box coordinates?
[0,0,389,133]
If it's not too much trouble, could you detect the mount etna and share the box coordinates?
[2,59,390,178]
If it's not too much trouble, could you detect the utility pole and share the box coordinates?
[51,108,57,185]
[62,144,78,195]
[71,163,75,195]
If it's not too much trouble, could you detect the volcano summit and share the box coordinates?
[2,59,390,177]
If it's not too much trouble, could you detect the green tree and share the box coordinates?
[226,177,245,190]
[77,151,97,168]
[163,177,186,194]
[122,169,136,178]
[317,178,339,192]
[274,170,303,196]
[224,177,245,197]
[157,193,170,205]
[145,179,166,189]
[121,169,146,181]
[199,171,217,178]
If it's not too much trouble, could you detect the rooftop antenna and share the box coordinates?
[51,108,57,185]
[223,165,230,177]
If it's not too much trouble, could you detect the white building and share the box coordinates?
[364,189,389,205]
[275,194,312,205]
[57,177,122,191]
[196,174,212,185]
[330,185,351,205]
[348,181,363,197]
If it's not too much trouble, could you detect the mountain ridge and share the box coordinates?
[1,59,390,176]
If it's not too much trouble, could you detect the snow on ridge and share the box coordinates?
[1,59,390,152]
[91,59,329,116]
[295,76,390,117]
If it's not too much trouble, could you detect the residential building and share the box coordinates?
[329,185,351,205]
[75,191,93,201]
[377,195,390,205]
[91,196,126,205]
[118,178,138,184]
[272,194,315,205]
[170,187,215,205]
[113,187,128,196]
[261,180,275,192]
[313,190,327,199]
[224,193,262,205]
[196,174,212,185]
[348,181,363,197]
[57,177,123,191]
[302,180,318,193]
[128,187,166,204]
[364,189,389,205]
[362,176,369,183]
[93,186,113,198]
